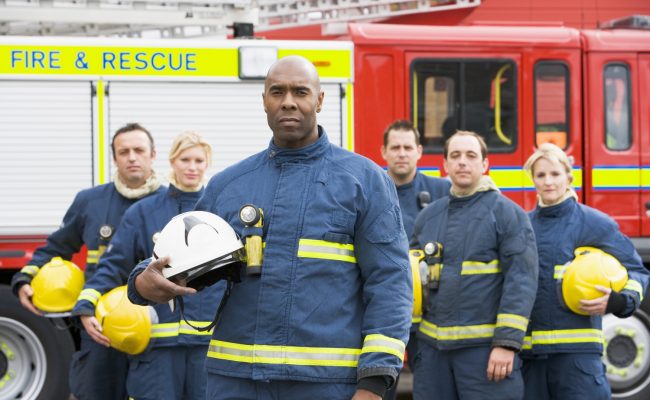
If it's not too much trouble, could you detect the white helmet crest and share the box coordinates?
[153,211,244,290]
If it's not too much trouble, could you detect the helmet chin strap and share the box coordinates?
[174,280,235,332]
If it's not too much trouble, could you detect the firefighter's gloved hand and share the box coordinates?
[134,256,196,304]
[80,315,111,348]
[17,284,42,316]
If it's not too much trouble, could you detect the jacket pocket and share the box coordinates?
[127,351,160,399]
[574,357,608,386]
[365,205,401,244]
[69,348,91,397]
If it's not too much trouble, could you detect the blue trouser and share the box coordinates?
[205,373,357,400]
[127,345,208,400]
[522,353,610,400]
[413,342,523,400]
[70,330,129,400]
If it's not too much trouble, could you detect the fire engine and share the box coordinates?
[0,19,649,400]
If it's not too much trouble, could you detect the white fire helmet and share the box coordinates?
[152,211,244,290]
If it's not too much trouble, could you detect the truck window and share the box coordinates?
[534,62,569,149]
[411,59,517,153]
[604,63,631,151]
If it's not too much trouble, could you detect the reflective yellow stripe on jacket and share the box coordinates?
[151,321,214,338]
[420,320,495,341]
[624,279,644,302]
[553,264,567,280]
[77,288,101,306]
[86,245,107,264]
[361,334,405,362]
[20,265,40,277]
[521,329,604,350]
[297,239,356,263]
[206,334,403,367]
[461,260,501,275]
[496,313,528,332]
[207,340,361,367]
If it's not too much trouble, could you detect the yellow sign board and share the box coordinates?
[0,45,352,79]
[0,45,239,77]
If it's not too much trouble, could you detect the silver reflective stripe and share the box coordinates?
[362,334,405,361]
[77,288,101,305]
[461,260,500,275]
[20,265,39,277]
[553,264,567,279]
[530,329,603,344]
[207,341,360,367]
[151,323,179,338]
[496,313,528,332]
[180,320,213,335]
[624,279,644,301]
[420,320,495,340]
[297,239,356,263]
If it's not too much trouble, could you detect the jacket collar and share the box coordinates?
[267,125,329,165]
[167,184,204,199]
[536,196,576,218]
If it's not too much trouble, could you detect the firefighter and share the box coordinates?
[11,123,161,400]
[521,142,649,400]
[411,130,538,400]
[128,56,413,400]
[71,131,215,400]
[380,119,450,400]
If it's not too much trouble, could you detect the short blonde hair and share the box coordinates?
[524,142,572,176]
[168,131,212,166]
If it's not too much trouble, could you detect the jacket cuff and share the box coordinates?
[607,290,629,316]
[127,266,149,306]
[71,301,96,317]
[357,376,390,398]
[492,339,522,352]
[11,274,32,297]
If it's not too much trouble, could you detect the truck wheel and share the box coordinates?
[605,295,650,399]
[0,285,74,400]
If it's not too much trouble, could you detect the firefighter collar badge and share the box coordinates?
[99,225,114,241]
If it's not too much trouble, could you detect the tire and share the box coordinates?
[605,295,650,400]
[0,284,75,400]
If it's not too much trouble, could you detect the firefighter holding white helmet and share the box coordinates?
[521,142,649,400]
[128,56,412,400]
[72,131,221,400]
[11,122,161,400]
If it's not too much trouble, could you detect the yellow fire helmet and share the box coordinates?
[562,247,628,315]
[409,249,426,323]
[31,257,84,315]
[95,285,152,355]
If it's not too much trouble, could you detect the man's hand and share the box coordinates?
[80,315,111,347]
[134,256,196,304]
[351,389,382,400]
[486,346,515,382]
[579,285,611,316]
[17,284,42,316]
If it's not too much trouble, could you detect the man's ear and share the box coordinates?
[316,90,324,113]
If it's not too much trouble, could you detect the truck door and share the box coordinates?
[0,80,93,238]
[585,52,641,237]
[640,54,650,238]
